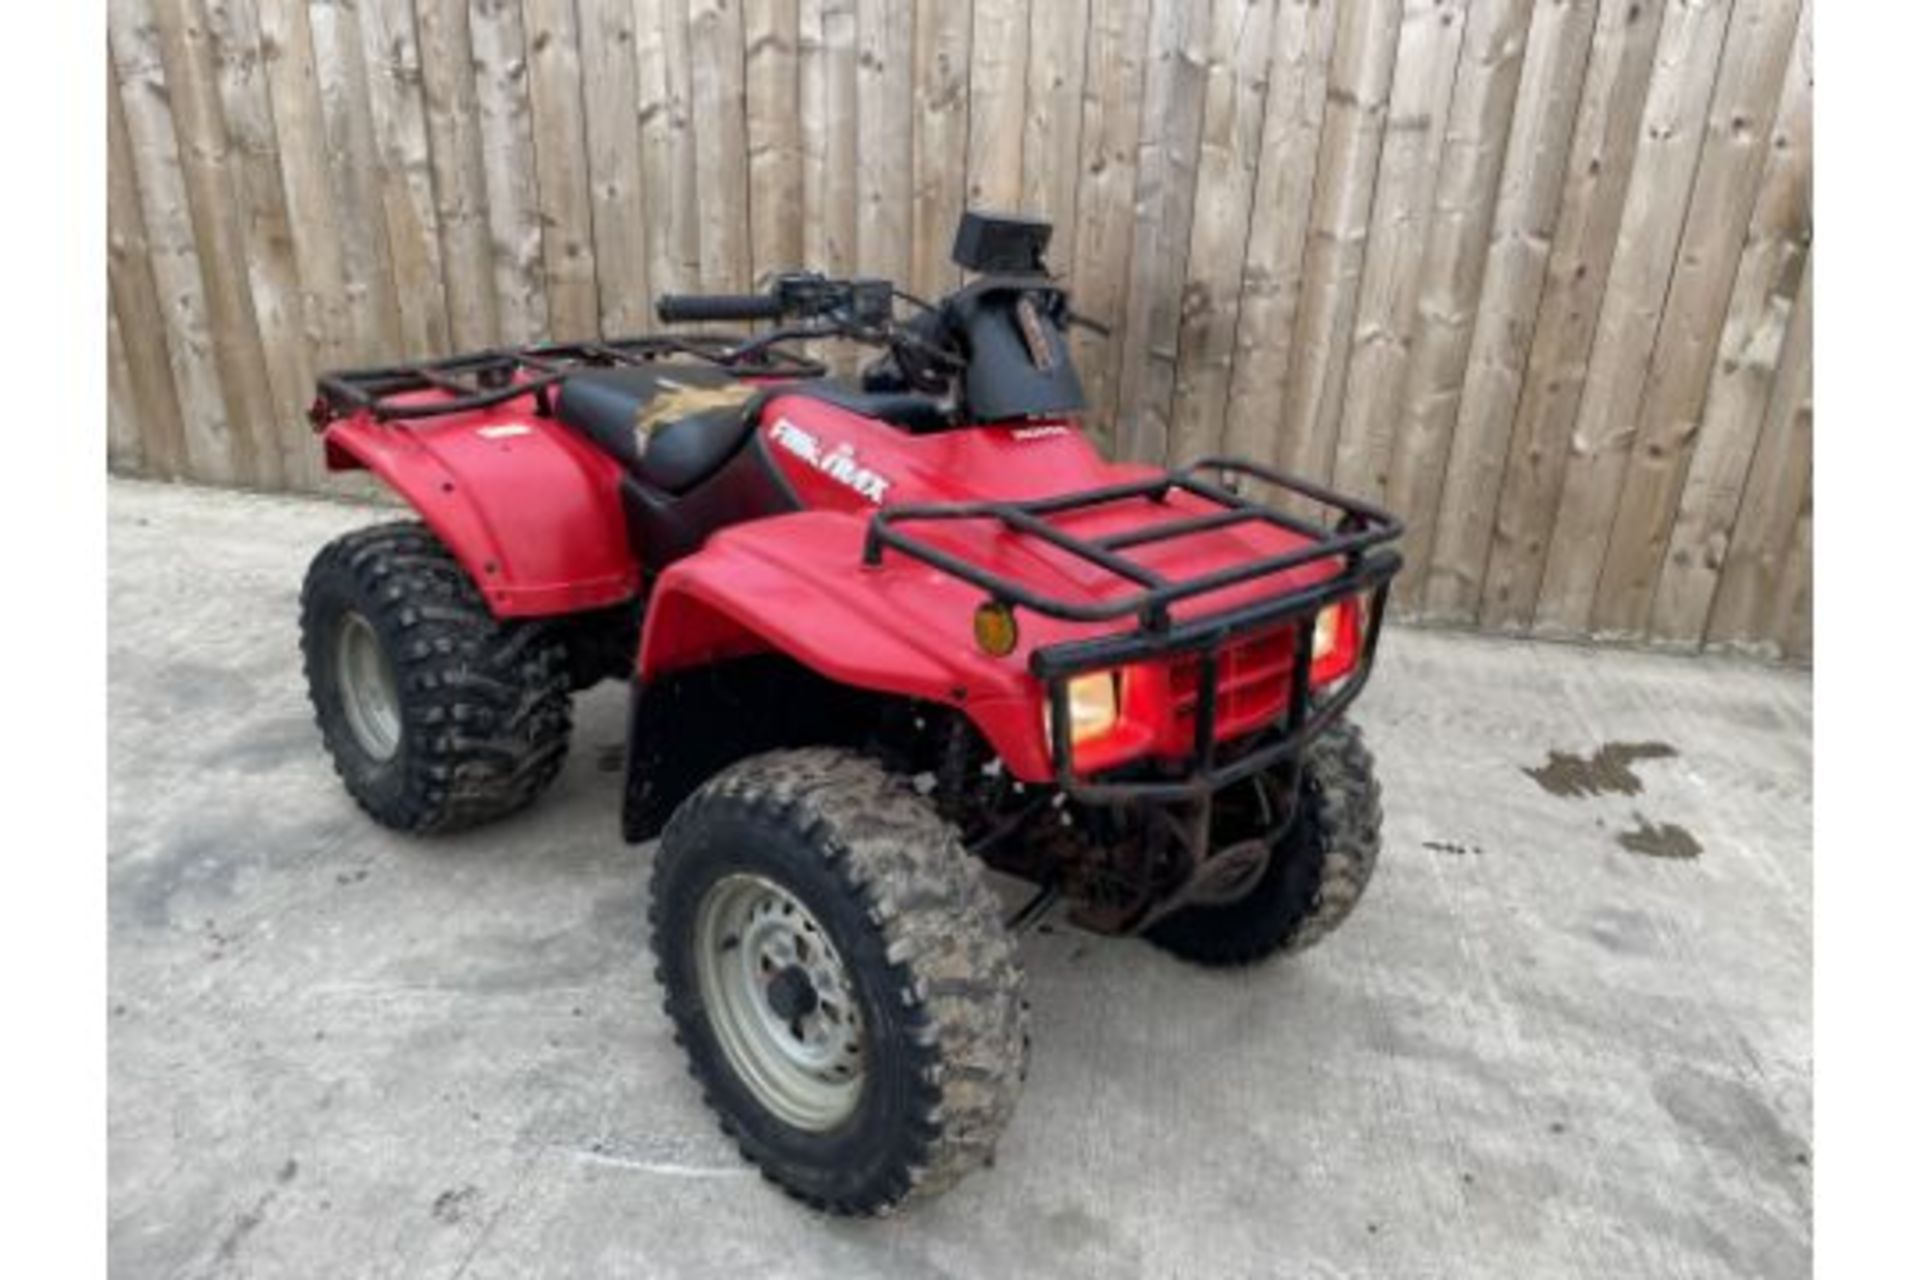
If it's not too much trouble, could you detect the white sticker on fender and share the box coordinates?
[768,417,892,504]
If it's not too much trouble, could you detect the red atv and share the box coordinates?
[300,212,1402,1213]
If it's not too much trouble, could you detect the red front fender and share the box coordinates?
[638,512,1059,780]
[324,412,638,617]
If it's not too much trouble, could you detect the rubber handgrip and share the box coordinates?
[655,293,784,323]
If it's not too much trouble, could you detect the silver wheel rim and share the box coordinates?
[335,611,401,761]
[693,873,865,1131]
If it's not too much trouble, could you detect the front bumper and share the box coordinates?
[1033,547,1401,803]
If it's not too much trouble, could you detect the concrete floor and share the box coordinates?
[108,479,1812,1279]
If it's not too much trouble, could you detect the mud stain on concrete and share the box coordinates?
[431,1184,480,1225]
[1524,741,1677,799]
[1617,813,1703,860]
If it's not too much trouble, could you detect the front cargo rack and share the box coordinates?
[862,456,1406,801]
[309,333,826,426]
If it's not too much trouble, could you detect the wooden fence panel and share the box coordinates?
[1067,0,1149,454]
[110,0,241,483]
[855,0,913,283]
[690,0,751,291]
[468,0,549,343]
[1478,0,1664,629]
[1382,0,1533,603]
[105,0,1816,654]
[1651,3,1812,647]
[1423,0,1601,622]
[107,46,190,479]
[205,0,318,488]
[357,0,454,358]
[1532,0,1735,636]
[579,0,654,332]
[745,0,803,286]
[908,0,971,299]
[1268,0,1402,491]
[1708,258,1811,648]
[1219,0,1337,465]
[1167,0,1278,467]
[1112,0,1209,464]
[1590,0,1803,636]
[415,0,499,350]
[525,0,602,339]
[1330,0,1467,502]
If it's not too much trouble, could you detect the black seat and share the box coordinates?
[555,365,763,494]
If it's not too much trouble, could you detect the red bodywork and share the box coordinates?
[324,378,1360,783]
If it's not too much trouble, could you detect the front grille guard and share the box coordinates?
[861,456,1405,803]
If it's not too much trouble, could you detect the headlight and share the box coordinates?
[1310,598,1364,685]
[1312,605,1342,662]
[1044,671,1121,745]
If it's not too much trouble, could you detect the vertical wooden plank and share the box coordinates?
[152,0,284,487]
[1478,0,1665,630]
[357,0,453,356]
[107,45,191,479]
[1381,0,1535,603]
[690,0,752,291]
[798,0,858,372]
[415,0,499,348]
[1219,0,1337,465]
[636,0,702,296]
[524,0,602,338]
[1068,0,1150,453]
[1422,0,1601,622]
[1590,0,1803,636]
[966,0,1029,212]
[1265,0,1402,489]
[1650,7,1810,646]
[1531,0,1735,636]
[308,0,407,357]
[1113,0,1209,463]
[908,0,971,298]
[257,0,356,402]
[1769,482,1812,661]
[471,0,550,342]
[905,0,971,296]
[746,0,804,285]
[1705,262,1810,648]
[855,0,914,283]
[108,306,146,474]
[1021,0,1088,272]
[204,0,321,488]
[1329,0,1469,500]
[110,0,243,483]
[578,0,654,333]
[1166,0,1278,467]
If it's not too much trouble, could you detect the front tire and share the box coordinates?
[1144,720,1383,967]
[300,521,572,833]
[650,748,1028,1214]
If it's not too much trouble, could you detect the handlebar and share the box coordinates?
[655,293,786,324]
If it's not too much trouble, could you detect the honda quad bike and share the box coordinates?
[300,212,1403,1213]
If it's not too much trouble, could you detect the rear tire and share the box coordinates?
[1144,720,1382,967]
[300,521,572,833]
[650,748,1028,1214]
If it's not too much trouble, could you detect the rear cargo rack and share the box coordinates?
[309,334,825,426]
[862,456,1406,801]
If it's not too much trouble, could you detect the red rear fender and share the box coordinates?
[324,412,638,617]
